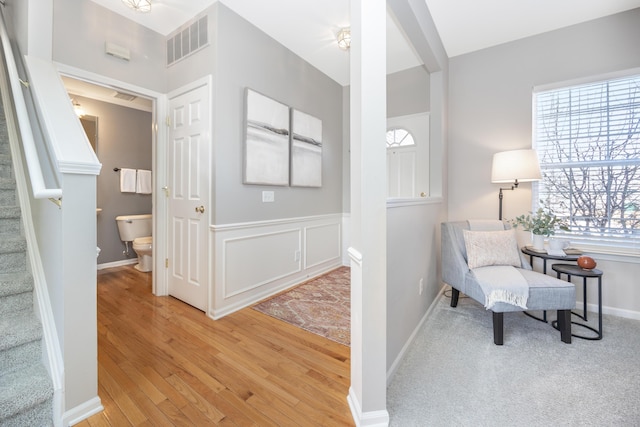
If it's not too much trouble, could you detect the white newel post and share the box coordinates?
[60,173,99,412]
[348,0,390,425]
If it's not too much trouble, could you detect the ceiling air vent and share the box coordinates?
[167,15,208,67]
[113,91,137,102]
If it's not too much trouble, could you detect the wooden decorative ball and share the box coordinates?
[577,256,597,270]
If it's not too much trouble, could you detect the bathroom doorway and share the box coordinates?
[60,73,166,295]
[79,114,98,155]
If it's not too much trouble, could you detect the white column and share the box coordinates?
[348,0,389,425]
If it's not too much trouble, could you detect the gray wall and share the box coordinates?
[387,66,430,118]
[342,86,351,213]
[5,0,27,56]
[208,4,344,224]
[71,96,153,265]
[448,8,640,222]
[53,0,166,92]
[385,68,436,371]
[447,9,640,315]
[386,201,443,372]
[384,1,449,376]
[342,66,432,213]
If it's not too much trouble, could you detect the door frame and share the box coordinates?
[386,112,430,199]
[55,63,169,295]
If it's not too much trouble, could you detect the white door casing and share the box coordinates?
[167,79,211,311]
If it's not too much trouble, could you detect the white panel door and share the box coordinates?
[387,147,416,198]
[168,82,210,311]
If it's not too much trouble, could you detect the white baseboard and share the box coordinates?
[63,396,103,426]
[347,387,390,427]
[581,300,640,321]
[97,259,137,270]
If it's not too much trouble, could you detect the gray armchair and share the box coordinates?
[441,221,575,345]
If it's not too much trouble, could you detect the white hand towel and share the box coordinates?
[120,168,137,193]
[136,169,152,194]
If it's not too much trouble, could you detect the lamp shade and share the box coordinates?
[491,149,541,183]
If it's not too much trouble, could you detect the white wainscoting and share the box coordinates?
[210,214,344,319]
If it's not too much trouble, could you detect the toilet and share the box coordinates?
[115,214,153,272]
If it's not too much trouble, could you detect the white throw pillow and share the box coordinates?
[463,229,521,269]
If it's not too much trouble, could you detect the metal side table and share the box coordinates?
[521,247,581,322]
[551,263,603,340]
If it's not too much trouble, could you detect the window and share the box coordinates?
[386,128,415,147]
[533,74,640,246]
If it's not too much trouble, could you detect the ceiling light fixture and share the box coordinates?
[71,99,85,117]
[336,27,351,51]
[122,0,151,13]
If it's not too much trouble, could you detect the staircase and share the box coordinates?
[0,101,53,425]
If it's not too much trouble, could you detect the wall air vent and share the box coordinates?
[166,15,209,67]
[113,91,137,102]
[105,42,130,61]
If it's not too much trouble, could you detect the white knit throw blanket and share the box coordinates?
[472,265,529,310]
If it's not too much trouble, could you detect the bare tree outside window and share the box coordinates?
[534,75,640,245]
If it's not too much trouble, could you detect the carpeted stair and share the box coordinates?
[0,101,53,425]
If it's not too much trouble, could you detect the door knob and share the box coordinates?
[195,206,205,213]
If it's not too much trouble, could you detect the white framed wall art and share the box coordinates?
[243,88,291,186]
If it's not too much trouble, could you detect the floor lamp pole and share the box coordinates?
[498,184,516,221]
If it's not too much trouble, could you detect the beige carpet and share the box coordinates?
[252,267,350,346]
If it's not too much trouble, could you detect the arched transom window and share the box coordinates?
[386,128,415,147]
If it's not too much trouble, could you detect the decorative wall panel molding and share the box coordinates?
[210,214,344,319]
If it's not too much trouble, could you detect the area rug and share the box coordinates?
[252,267,350,346]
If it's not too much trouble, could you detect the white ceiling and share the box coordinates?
[427,0,640,57]
[87,0,640,87]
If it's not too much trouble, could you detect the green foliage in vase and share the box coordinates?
[511,203,569,237]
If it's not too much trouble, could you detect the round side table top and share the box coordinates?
[552,263,603,277]
[521,247,581,261]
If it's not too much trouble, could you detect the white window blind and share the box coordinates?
[533,74,640,246]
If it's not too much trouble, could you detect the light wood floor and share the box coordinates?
[76,265,353,426]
